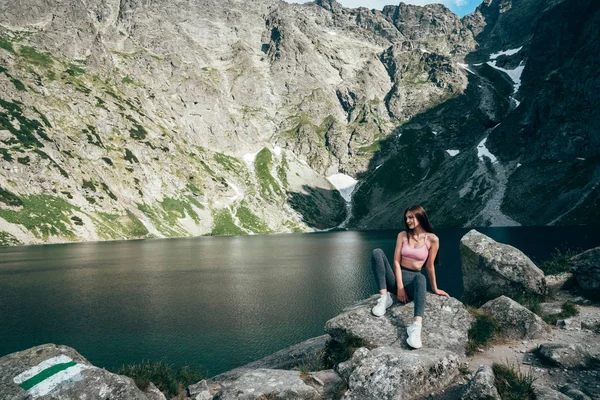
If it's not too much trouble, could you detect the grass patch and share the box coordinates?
[0,35,15,53]
[117,361,204,398]
[70,215,84,226]
[542,301,578,325]
[276,153,289,189]
[82,179,96,191]
[492,362,535,400]
[130,123,148,140]
[65,63,86,76]
[83,125,103,147]
[19,46,54,67]
[255,147,282,201]
[102,157,113,166]
[0,194,77,239]
[0,98,46,148]
[137,203,186,237]
[214,152,245,175]
[94,211,149,239]
[0,187,23,206]
[296,349,328,376]
[160,196,201,223]
[125,148,139,163]
[6,74,27,91]
[210,208,244,236]
[467,308,500,355]
[17,155,30,165]
[0,231,23,246]
[0,148,12,161]
[101,183,118,201]
[538,248,579,275]
[236,203,270,234]
[322,336,370,368]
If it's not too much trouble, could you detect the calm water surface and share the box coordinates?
[1,226,599,376]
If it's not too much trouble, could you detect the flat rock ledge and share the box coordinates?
[325,293,473,357]
[480,295,548,339]
[460,230,547,299]
[0,344,150,400]
[214,369,320,400]
[343,347,460,400]
[210,335,330,385]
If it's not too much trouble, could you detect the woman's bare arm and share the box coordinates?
[425,235,448,297]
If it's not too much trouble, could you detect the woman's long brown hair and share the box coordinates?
[404,204,439,265]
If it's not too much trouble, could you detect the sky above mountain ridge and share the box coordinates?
[284,0,483,17]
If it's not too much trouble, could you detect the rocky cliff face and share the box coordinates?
[0,0,597,246]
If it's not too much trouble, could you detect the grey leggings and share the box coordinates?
[371,248,426,317]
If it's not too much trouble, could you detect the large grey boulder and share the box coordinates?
[479,296,548,339]
[570,247,600,297]
[460,230,547,300]
[214,369,320,400]
[342,347,460,400]
[536,343,597,370]
[0,344,150,400]
[325,294,473,357]
[461,365,500,400]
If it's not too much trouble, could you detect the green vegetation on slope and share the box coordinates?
[0,98,46,148]
[0,194,77,239]
[94,211,149,240]
[236,203,270,234]
[254,148,282,201]
[210,208,244,236]
[117,361,204,398]
[19,46,54,68]
[0,231,23,246]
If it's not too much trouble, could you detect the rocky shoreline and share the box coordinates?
[1,229,599,399]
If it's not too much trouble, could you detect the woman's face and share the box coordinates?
[405,212,419,229]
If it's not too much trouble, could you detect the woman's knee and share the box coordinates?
[372,248,385,259]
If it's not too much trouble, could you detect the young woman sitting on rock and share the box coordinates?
[370,204,449,349]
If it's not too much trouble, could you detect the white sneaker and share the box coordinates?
[406,323,423,349]
[371,293,393,317]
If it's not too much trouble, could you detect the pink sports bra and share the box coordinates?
[401,234,429,263]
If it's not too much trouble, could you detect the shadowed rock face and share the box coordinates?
[570,247,600,297]
[0,344,149,400]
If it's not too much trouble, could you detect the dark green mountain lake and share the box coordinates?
[1,226,599,376]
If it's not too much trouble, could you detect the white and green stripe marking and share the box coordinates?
[13,355,91,397]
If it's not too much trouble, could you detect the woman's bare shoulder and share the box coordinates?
[428,233,440,243]
[398,231,407,239]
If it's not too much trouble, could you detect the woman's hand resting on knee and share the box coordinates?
[397,287,408,303]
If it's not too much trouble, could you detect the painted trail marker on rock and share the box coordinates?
[13,355,90,397]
